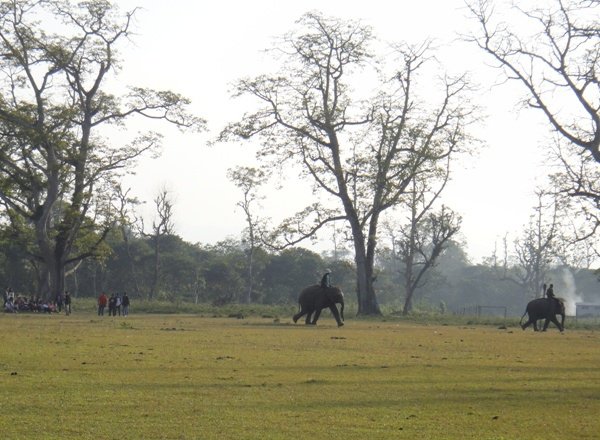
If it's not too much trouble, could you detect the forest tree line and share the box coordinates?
[1,222,598,316]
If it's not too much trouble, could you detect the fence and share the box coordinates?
[458,305,507,318]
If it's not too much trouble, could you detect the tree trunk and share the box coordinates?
[121,227,142,298]
[150,236,159,301]
[352,225,381,316]
[246,246,254,304]
[403,258,415,315]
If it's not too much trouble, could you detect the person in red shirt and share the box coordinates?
[97,292,108,316]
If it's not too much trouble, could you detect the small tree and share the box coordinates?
[227,166,266,303]
[114,185,142,297]
[393,162,461,314]
[492,190,563,298]
[140,188,175,301]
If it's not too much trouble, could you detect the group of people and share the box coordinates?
[97,292,130,317]
[3,287,71,314]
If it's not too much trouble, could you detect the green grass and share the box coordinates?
[0,312,599,439]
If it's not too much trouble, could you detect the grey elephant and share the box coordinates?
[520,297,565,332]
[292,285,344,327]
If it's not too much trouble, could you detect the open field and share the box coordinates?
[0,313,599,440]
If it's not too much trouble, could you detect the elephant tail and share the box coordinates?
[519,308,528,326]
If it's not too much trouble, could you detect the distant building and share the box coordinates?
[575,303,600,319]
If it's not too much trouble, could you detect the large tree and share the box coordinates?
[221,13,474,315]
[467,0,600,234]
[0,1,202,300]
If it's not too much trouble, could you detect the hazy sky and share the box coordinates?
[114,0,554,262]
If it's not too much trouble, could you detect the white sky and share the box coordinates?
[114,0,556,263]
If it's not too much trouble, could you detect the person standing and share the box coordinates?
[56,291,63,313]
[98,292,108,316]
[64,291,72,315]
[108,294,116,316]
[122,293,130,317]
[115,294,122,316]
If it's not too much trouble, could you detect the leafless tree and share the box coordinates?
[467,0,600,235]
[492,190,563,297]
[227,166,266,303]
[393,160,461,314]
[140,188,175,300]
[114,185,142,298]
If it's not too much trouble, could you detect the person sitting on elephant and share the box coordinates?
[320,269,332,288]
[545,283,561,307]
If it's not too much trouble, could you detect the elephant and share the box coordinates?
[292,285,344,327]
[520,297,565,332]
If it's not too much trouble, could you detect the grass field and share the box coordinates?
[0,312,599,440]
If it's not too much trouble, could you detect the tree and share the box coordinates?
[262,247,324,304]
[140,188,175,300]
[467,0,600,232]
[200,239,247,305]
[492,190,562,298]
[113,185,142,297]
[0,1,203,301]
[393,168,462,314]
[227,166,266,303]
[221,13,473,315]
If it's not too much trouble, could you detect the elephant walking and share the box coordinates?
[520,297,565,332]
[293,285,344,327]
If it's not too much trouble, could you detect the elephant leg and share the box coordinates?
[521,319,532,330]
[293,309,306,323]
[548,316,564,332]
[542,319,550,331]
[532,319,540,331]
[311,308,322,325]
[305,310,314,325]
[328,305,343,327]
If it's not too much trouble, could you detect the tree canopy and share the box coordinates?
[0,0,203,300]
[221,12,474,315]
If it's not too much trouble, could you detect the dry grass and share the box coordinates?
[0,313,598,439]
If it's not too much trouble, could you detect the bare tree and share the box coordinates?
[221,13,474,315]
[227,166,266,303]
[467,0,600,233]
[492,190,562,298]
[393,160,461,314]
[114,185,142,298]
[140,188,175,301]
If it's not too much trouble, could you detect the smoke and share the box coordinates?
[559,268,584,316]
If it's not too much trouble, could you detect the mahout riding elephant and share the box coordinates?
[520,297,565,332]
[292,285,344,327]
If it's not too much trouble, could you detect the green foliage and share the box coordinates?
[2,222,600,315]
